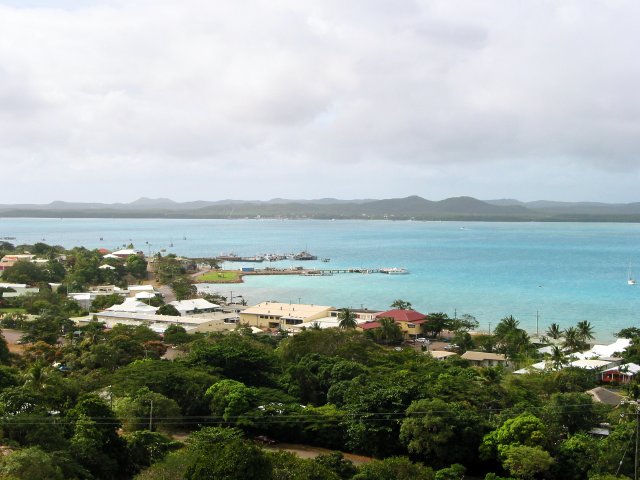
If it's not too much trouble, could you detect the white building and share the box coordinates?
[169,298,219,316]
[106,297,158,314]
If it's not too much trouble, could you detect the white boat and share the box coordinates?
[629,262,636,285]
[380,267,409,274]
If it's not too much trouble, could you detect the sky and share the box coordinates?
[0,0,639,204]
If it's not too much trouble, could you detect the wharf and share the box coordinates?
[242,267,403,275]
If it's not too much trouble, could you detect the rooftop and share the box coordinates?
[461,351,507,362]
[375,309,427,322]
[242,302,333,319]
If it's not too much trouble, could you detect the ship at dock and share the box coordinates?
[216,250,319,262]
[216,253,265,262]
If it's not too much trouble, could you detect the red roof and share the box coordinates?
[359,321,382,330]
[375,309,427,322]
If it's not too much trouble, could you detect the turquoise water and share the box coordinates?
[2,218,640,340]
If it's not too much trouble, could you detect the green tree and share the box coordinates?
[126,255,148,279]
[338,308,358,329]
[114,387,182,433]
[563,326,587,353]
[314,452,357,480]
[435,464,466,480]
[448,314,479,333]
[542,392,602,435]
[157,304,181,316]
[479,413,549,462]
[500,445,553,480]
[554,433,599,480]
[352,457,434,480]
[188,334,278,385]
[163,324,192,345]
[125,430,179,472]
[2,260,47,284]
[0,447,64,480]
[170,277,197,301]
[206,379,257,424]
[90,293,125,312]
[390,299,412,310]
[576,320,595,342]
[400,398,487,468]
[546,323,563,340]
[184,437,273,480]
[424,312,450,338]
[368,317,403,345]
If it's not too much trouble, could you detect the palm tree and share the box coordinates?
[390,299,412,310]
[562,326,585,353]
[547,345,568,371]
[338,308,358,329]
[546,323,562,340]
[378,317,403,345]
[493,315,520,341]
[576,320,595,342]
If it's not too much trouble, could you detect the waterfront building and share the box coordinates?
[239,302,334,330]
[373,308,429,339]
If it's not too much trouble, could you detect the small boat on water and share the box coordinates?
[321,258,330,262]
[380,267,409,275]
[629,262,636,285]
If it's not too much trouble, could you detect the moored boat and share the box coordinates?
[380,267,409,274]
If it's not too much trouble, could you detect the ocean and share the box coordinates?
[2,217,639,340]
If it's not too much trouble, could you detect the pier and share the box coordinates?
[241,267,407,276]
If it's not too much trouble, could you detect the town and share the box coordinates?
[0,240,637,479]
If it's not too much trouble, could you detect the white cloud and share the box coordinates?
[0,0,639,202]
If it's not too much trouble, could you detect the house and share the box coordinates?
[74,310,239,334]
[239,302,334,330]
[0,282,39,297]
[427,350,459,361]
[106,297,158,314]
[169,298,219,316]
[374,309,429,339]
[328,308,381,323]
[289,317,341,332]
[0,254,36,271]
[461,351,509,367]
[600,363,640,384]
[110,249,143,259]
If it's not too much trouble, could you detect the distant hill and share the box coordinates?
[0,196,639,221]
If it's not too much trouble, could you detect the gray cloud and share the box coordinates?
[0,0,639,203]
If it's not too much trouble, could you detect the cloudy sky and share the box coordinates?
[0,0,639,203]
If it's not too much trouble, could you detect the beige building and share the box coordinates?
[75,310,239,334]
[461,351,509,367]
[0,254,36,272]
[240,302,334,330]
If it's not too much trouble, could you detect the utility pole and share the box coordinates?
[633,399,640,480]
[149,399,154,432]
[488,322,492,335]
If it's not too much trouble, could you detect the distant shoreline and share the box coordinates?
[2,213,640,223]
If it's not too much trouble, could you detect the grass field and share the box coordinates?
[197,270,242,283]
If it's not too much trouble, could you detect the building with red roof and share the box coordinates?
[356,309,430,339]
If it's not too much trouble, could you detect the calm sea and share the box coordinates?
[2,218,640,340]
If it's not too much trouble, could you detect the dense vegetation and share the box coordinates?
[0,242,638,479]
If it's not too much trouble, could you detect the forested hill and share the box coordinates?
[1,195,640,221]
